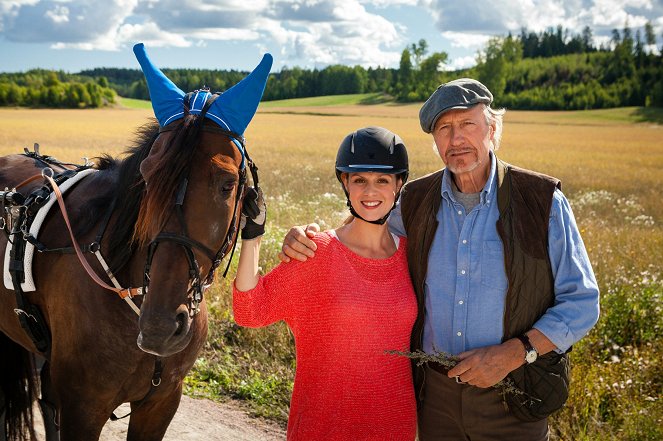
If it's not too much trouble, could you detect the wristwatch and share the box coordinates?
[517,334,538,364]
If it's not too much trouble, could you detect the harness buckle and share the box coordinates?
[41,167,54,179]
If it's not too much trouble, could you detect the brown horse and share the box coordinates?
[0,44,272,440]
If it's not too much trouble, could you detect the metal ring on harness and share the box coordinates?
[41,167,54,179]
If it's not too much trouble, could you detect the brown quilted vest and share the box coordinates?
[399,159,561,399]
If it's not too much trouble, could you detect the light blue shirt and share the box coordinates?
[389,153,599,354]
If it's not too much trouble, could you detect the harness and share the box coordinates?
[1,100,259,421]
[1,147,94,357]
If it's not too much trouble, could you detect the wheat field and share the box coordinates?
[1,104,661,439]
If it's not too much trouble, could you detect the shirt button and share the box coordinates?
[461,270,466,275]
[462,239,467,244]
[457,331,462,336]
[458,300,464,305]
[457,210,462,215]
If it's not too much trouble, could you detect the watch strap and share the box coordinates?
[516,334,534,352]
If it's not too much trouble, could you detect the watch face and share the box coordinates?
[525,350,538,364]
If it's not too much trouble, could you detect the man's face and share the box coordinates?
[431,104,495,179]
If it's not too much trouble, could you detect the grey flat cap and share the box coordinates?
[419,78,493,133]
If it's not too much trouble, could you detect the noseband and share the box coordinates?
[144,106,258,317]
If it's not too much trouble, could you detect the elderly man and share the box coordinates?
[279,78,600,440]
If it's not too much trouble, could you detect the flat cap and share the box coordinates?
[419,78,493,133]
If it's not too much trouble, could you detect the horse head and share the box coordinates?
[131,43,272,357]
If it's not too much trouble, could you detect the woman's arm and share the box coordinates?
[234,237,262,292]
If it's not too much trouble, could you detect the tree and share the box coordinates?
[409,39,428,69]
[582,26,594,52]
[396,49,413,100]
[415,52,448,99]
[476,35,522,101]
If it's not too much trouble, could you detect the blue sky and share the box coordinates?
[1,0,662,73]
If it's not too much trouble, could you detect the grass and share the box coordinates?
[259,92,390,108]
[0,101,661,438]
[117,96,153,110]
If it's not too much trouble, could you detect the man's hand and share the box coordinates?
[240,187,266,240]
[277,223,320,262]
[447,339,524,388]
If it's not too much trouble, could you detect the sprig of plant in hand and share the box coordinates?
[385,349,534,400]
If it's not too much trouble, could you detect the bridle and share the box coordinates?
[144,96,259,317]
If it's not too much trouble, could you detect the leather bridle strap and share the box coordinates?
[43,173,143,308]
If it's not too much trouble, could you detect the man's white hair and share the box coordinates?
[484,105,506,151]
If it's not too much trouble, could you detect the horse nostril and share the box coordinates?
[174,312,187,336]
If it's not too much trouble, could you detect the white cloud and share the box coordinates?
[45,4,68,24]
[261,0,405,67]
[441,31,491,49]
[424,0,663,55]
[1,0,662,69]
[359,0,420,6]
[443,55,477,71]
[3,0,138,44]
[115,22,191,48]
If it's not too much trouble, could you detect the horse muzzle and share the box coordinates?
[136,305,193,357]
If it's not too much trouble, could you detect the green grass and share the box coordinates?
[259,92,391,107]
[117,96,152,109]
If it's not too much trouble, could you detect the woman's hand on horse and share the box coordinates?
[240,187,266,240]
[278,224,320,263]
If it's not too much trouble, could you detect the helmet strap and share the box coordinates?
[343,190,401,226]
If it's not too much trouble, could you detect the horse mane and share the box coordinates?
[133,115,205,247]
[77,115,203,273]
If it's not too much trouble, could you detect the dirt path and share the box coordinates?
[35,396,286,440]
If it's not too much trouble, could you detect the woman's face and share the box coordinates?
[343,172,402,222]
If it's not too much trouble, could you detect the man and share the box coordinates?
[278,78,600,440]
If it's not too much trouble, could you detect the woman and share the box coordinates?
[233,127,417,440]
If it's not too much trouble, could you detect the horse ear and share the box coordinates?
[207,53,273,135]
[133,43,185,127]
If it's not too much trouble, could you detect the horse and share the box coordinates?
[0,43,272,441]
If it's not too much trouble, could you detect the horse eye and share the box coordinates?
[221,180,236,193]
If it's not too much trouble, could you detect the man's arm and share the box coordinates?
[531,189,600,352]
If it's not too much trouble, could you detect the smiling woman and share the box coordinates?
[232,126,418,440]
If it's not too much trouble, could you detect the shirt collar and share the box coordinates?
[441,151,497,205]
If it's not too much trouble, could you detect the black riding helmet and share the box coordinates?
[335,126,409,225]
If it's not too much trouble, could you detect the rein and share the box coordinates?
[42,170,144,312]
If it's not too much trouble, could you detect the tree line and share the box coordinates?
[1,22,661,109]
[0,70,116,108]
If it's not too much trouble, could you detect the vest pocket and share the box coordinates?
[481,240,508,290]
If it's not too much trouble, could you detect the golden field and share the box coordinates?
[0,104,661,439]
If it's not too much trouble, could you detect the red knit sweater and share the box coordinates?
[233,231,417,440]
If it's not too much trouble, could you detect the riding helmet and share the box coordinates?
[335,126,409,183]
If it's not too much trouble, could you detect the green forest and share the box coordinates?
[1,22,661,109]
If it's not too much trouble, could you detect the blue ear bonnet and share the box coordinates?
[133,43,273,168]
[183,89,246,166]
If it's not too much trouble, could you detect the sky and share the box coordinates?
[0,0,662,73]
